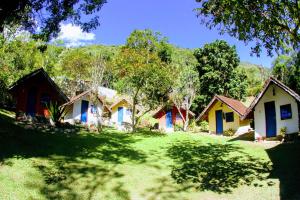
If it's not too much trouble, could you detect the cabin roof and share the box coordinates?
[8,68,69,102]
[242,77,300,119]
[197,95,247,121]
[152,104,195,118]
[62,89,111,112]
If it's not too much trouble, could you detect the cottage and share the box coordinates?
[110,98,133,126]
[9,68,68,119]
[243,77,300,139]
[198,95,250,135]
[153,105,195,132]
[63,89,111,126]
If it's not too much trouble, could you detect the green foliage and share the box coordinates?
[238,62,271,96]
[223,128,235,137]
[0,79,10,107]
[139,114,159,129]
[0,38,44,85]
[0,0,106,41]
[58,48,93,81]
[47,102,66,126]
[193,40,248,113]
[272,52,300,94]
[195,0,300,56]
[199,121,209,132]
[113,29,174,130]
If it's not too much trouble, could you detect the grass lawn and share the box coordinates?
[0,109,299,200]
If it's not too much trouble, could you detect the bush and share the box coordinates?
[189,119,202,133]
[47,101,67,127]
[199,121,209,132]
[174,123,183,132]
[277,127,287,141]
[223,128,235,136]
[139,114,159,129]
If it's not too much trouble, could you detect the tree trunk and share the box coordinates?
[183,107,189,132]
[131,98,136,133]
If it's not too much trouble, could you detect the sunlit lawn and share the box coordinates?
[0,109,299,200]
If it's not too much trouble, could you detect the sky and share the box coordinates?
[57,0,275,68]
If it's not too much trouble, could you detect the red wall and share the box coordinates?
[155,105,187,129]
[12,75,64,117]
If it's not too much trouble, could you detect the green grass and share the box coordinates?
[0,109,299,200]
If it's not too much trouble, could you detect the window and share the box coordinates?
[126,109,132,115]
[176,113,182,120]
[91,105,98,114]
[225,112,234,122]
[280,104,292,120]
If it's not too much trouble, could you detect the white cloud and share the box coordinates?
[55,23,95,47]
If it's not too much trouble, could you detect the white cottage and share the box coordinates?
[63,90,111,126]
[243,77,300,139]
[110,98,133,126]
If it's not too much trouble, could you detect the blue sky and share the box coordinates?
[59,0,275,67]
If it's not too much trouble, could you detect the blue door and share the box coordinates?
[215,110,223,134]
[26,87,37,117]
[166,111,173,128]
[265,101,277,137]
[118,107,124,124]
[81,100,89,123]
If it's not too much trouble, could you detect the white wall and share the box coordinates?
[64,95,103,126]
[111,105,132,125]
[254,83,299,137]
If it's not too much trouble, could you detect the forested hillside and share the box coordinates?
[238,62,271,96]
[0,34,270,114]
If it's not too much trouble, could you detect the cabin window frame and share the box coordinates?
[280,104,292,120]
[225,112,234,122]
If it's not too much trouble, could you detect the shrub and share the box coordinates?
[174,123,183,132]
[199,121,209,132]
[47,101,66,127]
[277,127,287,141]
[223,128,235,136]
[139,114,159,129]
[189,119,202,133]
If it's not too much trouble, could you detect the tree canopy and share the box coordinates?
[0,0,106,41]
[113,29,174,131]
[272,52,300,94]
[195,0,300,56]
[193,40,248,111]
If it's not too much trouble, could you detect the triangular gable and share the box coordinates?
[242,77,300,120]
[9,68,69,102]
[110,98,133,110]
[197,95,247,121]
[62,89,111,112]
[152,103,195,118]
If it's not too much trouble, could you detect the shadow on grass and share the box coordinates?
[143,176,193,200]
[0,112,146,199]
[133,128,167,137]
[167,140,272,193]
[228,132,254,142]
[267,142,300,200]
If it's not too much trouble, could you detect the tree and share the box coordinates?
[272,54,294,82]
[58,48,93,96]
[170,65,199,131]
[195,0,300,56]
[0,36,45,85]
[272,52,300,94]
[89,55,107,131]
[113,29,173,132]
[0,0,106,41]
[193,40,248,112]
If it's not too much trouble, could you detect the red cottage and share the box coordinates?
[152,105,195,132]
[9,68,69,119]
